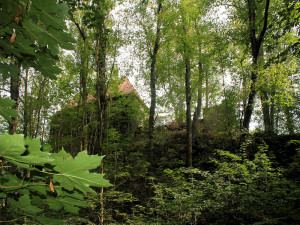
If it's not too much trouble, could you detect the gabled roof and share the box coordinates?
[117,77,148,109]
[118,77,135,94]
[118,77,145,104]
[66,77,147,109]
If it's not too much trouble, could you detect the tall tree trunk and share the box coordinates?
[205,71,209,110]
[23,68,29,137]
[182,23,192,167]
[148,1,162,160]
[9,64,21,135]
[242,0,270,131]
[260,90,272,132]
[96,38,107,157]
[284,106,295,135]
[31,77,46,138]
[69,3,89,152]
[94,4,107,225]
[258,47,273,133]
[177,82,185,122]
[80,42,88,152]
[192,62,203,142]
[270,93,275,132]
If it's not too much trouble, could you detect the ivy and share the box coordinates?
[0,133,111,224]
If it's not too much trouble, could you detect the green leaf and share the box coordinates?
[31,0,68,30]
[22,20,48,46]
[23,137,53,166]
[31,53,61,79]
[45,27,75,55]
[10,194,43,214]
[23,20,74,55]
[0,133,53,168]
[14,35,36,56]
[46,190,88,214]
[37,216,64,225]
[51,149,112,194]
[0,97,18,122]
[27,185,48,196]
[0,174,23,191]
[1,0,19,15]
[0,63,20,80]
[0,133,28,168]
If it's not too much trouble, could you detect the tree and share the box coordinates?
[0,0,74,133]
[242,0,271,131]
[148,0,163,160]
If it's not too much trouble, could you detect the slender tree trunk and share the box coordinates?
[29,89,33,137]
[260,90,272,132]
[94,5,107,224]
[31,77,46,138]
[192,62,203,142]
[270,93,275,132]
[80,42,88,151]
[35,106,42,138]
[242,0,270,131]
[177,82,185,122]
[148,1,162,160]
[23,68,29,137]
[258,47,273,133]
[284,106,295,135]
[70,4,89,152]
[182,23,192,167]
[205,71,209,110]
[41,109,47,143]
[9,64,21,135]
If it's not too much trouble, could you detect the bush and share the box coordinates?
[147,147,300,224]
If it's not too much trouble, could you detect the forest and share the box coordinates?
[0,0,299,224]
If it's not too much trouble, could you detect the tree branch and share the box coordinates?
[257,0,270,48]
[70,11,86,41]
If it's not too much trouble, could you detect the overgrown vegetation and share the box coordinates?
[1,0,299,224]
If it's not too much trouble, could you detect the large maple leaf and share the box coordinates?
[50,149,112,194]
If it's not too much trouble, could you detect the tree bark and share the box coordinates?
[80,42,88,152]
[182,23,192,167]
[9,64,21,135]
[242,0,270,131]
[260,90,272,132]
[96,36,107,157]
[31,77,46,138]
[177,82,185,122]
[23,68,29,137]
[148,1,162,160]
[205,71,209,110]
[192,62,203,142]
[284,106,295,135]
[94,3,108,225]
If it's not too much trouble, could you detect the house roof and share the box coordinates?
[66,77,147,109]
[118,77,145,104]
[118,77,135,94]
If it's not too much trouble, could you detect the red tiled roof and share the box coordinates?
[118,77,135,94]
[66,77,147,108]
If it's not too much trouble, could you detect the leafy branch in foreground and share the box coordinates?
[0,133,111,224]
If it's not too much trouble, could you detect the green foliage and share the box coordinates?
[147,147,300,224]
[0,97,18,122]
[50,92,147,156]
[0,133,111,224]
[0,0,75,80]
